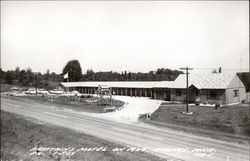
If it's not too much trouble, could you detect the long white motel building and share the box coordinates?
[60,73,247,105]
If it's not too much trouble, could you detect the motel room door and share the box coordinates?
[165,90,170,101]
[155,89,170,101]
[189,85,199,103]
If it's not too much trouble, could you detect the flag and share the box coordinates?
[63,72,68,79]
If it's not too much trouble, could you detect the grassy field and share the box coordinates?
[1,111,167,161]
[24,95,124,113]
[146,103,250,143]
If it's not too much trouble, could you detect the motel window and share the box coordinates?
[176,89,181,96]
[209,90,218,98]
[233,90,239,97]
[195,90,199,96]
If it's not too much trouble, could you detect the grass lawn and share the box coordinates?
[21,95,124,113]
[1,111,167,161]
[145,103,250,144]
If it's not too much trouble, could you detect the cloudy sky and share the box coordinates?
[1,1,249,74]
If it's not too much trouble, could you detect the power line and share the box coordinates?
[194,67,249,71]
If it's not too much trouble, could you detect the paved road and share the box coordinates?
[1,97,249,161]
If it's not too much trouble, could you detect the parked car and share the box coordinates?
[60,90,81,97]
[37,89,49,95]
[25,89,36,94]
[20,87,29,92]
[49,89,64,94]
[71,90,81,96]
[10,87,21,92]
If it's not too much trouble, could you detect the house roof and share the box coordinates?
[172,73,236,89]
[60,73,237,89]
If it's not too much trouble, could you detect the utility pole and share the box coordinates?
[35,73,37,96]
[180,67,193,113]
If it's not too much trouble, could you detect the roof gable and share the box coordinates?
[173,73,236,89]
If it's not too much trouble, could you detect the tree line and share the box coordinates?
[0,67,63,89]
[1,60,249,92]
[81,68,183,81]
[62,60,183,82]
[0,60,184,89]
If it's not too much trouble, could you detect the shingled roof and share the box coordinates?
[172,73,236,89]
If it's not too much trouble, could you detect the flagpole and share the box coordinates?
[67,73,69,92]
[64,72,69,92]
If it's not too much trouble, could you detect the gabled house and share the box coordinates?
[168,73,247,105]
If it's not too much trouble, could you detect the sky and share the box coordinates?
[1,1,249,74]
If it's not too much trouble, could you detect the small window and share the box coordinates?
[233,90,239,97]
[176,89,181,96]
[195,90,199,96]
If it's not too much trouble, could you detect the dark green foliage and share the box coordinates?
[1,67,63,89]
[82,68,183,81]
[62,60,83,82]
[237,72,250,92]
[1,60,182,89]
[0,68,5,79]
[6,71,15,84]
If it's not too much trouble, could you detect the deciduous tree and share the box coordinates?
[62,60,82,82]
